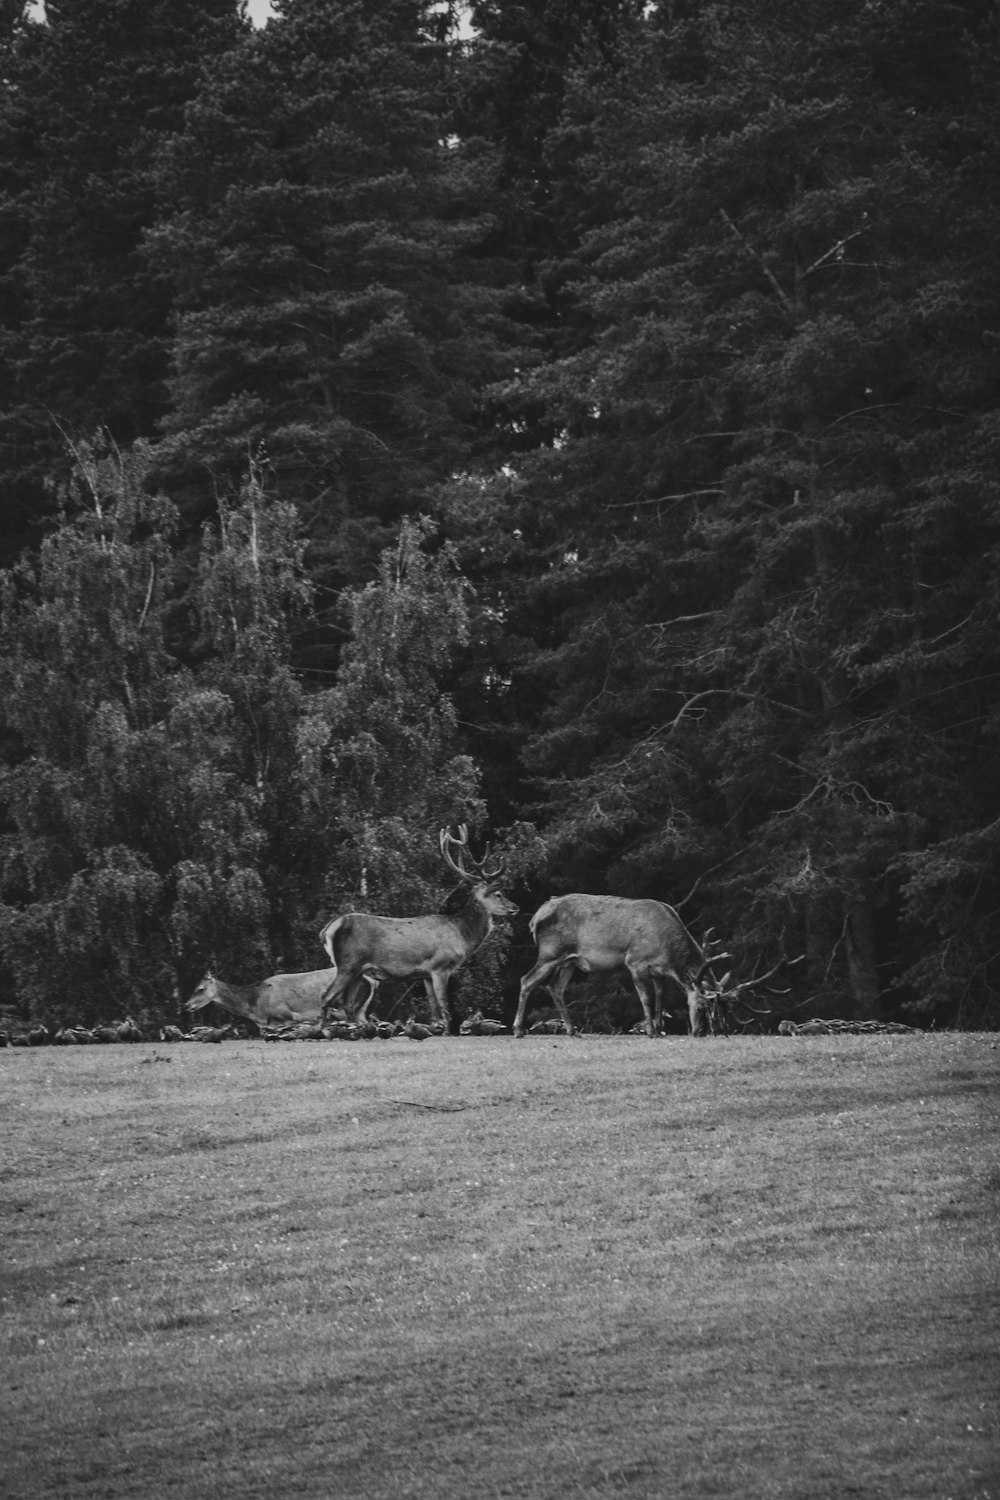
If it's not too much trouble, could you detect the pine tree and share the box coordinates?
[449,0,1000,1022]
[0,0,246,564]
[148,0,515,598]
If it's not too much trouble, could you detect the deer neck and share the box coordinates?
[453,891,492,954]
[212,981,257,1019]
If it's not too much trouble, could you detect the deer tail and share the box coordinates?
[319,915,344,978]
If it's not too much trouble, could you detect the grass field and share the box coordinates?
[2,1031,998,1499]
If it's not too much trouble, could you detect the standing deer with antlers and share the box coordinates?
[319,826,517,1031]
[512,894,741,1038]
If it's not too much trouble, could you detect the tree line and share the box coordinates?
[1,0,998,1028]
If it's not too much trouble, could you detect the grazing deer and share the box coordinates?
[513,894,736,1038]
[319,826,517,1031]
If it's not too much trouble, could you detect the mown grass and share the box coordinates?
[2,1032,998,1499]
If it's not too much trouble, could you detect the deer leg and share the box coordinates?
[514,958,577,1036]
[513,956,563,1037]
[428,972,452,1031]
[354,975,379,1023]
[421,978,441,1024]
[513,960,549,1036]
[321,971,365,1025]
[627,964,658,1038]
[652,976,667,1034]
[547,964,577,1036]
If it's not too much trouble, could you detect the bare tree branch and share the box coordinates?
[719,208,796,316]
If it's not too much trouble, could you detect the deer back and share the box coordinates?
[532,894,704,980]
[325,909,477,977]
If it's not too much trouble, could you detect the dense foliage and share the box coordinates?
[0,442,485,1024]
[1,0,998,1026]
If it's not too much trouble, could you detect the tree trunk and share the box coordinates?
[844,897,882,1019]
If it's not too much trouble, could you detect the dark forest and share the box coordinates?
[2,0,998,1029]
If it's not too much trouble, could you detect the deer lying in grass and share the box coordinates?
[185,970,374,1035]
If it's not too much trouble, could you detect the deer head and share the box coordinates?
[708,945,806,1031]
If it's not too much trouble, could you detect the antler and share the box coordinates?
[726,956,788,997]
[439,823,470,879]
[439,825,506,885]
[734,950,803,994]
[693,921,806,1022]
[695,929,733,985]
[716,949,806,1021]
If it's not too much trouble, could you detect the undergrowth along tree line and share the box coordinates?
[1,0,998,1028]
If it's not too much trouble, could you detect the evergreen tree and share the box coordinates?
[448,0,1000,1022]
[148,0,515,601]
[0,0,246,564]
[434,4,652,850]
[462,0,644,269]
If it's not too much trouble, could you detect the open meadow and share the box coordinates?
[2,1030,998,1499]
